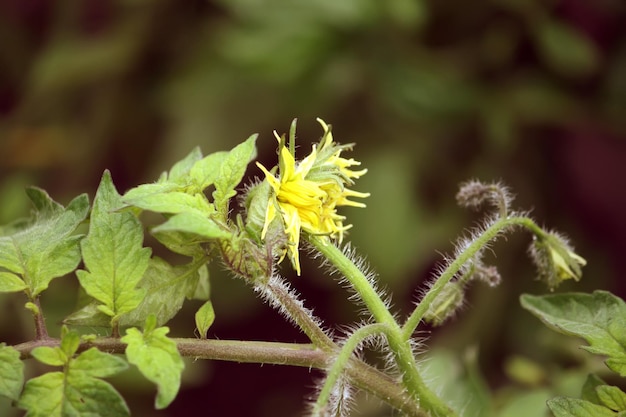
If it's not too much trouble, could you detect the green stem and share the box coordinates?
[312,323,390,416]
[402,216,543,339]
[307,235,455,417]
[258,276,336,351]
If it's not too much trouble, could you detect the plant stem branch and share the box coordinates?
[12,337,423,416]
[31,297,48,340]
[402,215,542,339]
[307,235,455,417]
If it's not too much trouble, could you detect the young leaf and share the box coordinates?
[0,271,27,292]
[0,344,24,401]
[168,147,203,181]
[121,315,184,409]
[30,347,66,367]
[581,374,606,404]
[151,228,207,258]
[70,348,129,378]
[195,300,215,339]
[521,291,626,376]
[120,257,208,327]
[76,171,151,324]
[189,151,228,191]
[19,330,129,417]
[596,385,626,411]
[18,370,129,417]
[547,397,615,417]
[213,134,258,216]
[151,211,232,241]
[0,189,88,297]
[123,191,214,216]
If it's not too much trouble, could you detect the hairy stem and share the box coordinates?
[402,216,543,339]
[307,235,455,417]
[256,275,336,351]
[12,337,423,416]
[311,323,390,416]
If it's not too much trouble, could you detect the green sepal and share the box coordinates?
[0,343,24,401]
[122,315,185,409]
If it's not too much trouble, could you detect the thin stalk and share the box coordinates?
[311,323,389,416]
[31,297,48,340]
[257,275,335,351]
[402,216,543,339]
[307,235,456,417]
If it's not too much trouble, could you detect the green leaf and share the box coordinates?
[151,211,232,240]
[31,347,66,367]
[0,189,88,297]
[548,397,615,417]
[0,239,23,274]
[19,330,129,417]
[521,291,626,376]
[168,147,203,181]
[581,374,606,404]
[0,271,27,292]
[71,348,128,378]
[151,228,206,258]
[123,191,214,216]
[120,257,208,327]
[0,344,24,401]
[189,151,228,191]
[188,264,210,300]
[597,385,626,411]
[213,134,258,215]
[59,328,80,357]
[121,316,184,409]
[63,301,111,327]
[76,171,151,324]
[195,300,215,339]
[18,371,129,417]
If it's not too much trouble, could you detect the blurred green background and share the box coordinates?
[1,0,625,416]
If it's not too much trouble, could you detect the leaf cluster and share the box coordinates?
[0,137,258,415]
[522,291,626,416]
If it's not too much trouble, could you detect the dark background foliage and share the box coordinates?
[1,0,625,415]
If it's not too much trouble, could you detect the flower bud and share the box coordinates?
[423,281,465,326]
[529,232,586,290]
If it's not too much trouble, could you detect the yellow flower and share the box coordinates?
[256,119,369,275]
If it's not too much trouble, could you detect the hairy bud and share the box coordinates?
[423,281,465,326]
